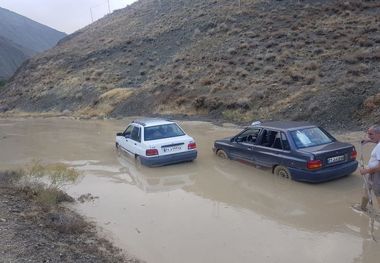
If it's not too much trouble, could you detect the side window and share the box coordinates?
[236,128,261,144]
[131,127,141,142]
[281,132,291,151]
[123,125,134,138]
[271,133,283,149]
[260,130,277,147]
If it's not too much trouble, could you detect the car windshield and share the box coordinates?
[144,123,185,141]
[290,127,333,148]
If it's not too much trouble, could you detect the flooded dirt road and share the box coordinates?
[0,118,379,263]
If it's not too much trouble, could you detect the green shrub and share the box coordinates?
[14,161,80,206]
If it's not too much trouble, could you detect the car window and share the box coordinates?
[271,133,283,149]
[290,127,333,148]
[235,128,261,144]
[259,129,278,147]
[281,132,291,151]
[144,123,185,141]
[131,126,141,142]
[123,125,134,138]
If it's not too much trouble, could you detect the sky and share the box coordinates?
[0,0,137,34]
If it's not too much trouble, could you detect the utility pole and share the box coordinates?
[90,0,111,23]
[107,0,111,14]
[90,7,94,22]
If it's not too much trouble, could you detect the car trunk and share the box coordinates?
[300,142,355,167]
[146,136,193,156]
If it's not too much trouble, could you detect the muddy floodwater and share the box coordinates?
[0,118,379,263]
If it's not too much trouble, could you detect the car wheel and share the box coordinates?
[216,149,228,159]
[115,142,119,149]
[274,165,292,180]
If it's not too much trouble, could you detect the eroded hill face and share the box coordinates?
[0,0,379,129]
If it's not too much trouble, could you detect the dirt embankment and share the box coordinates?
[0,171,140,263]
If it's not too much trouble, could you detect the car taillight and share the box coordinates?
[188,142,197,150]
[351,149,357,160]
[146,149,158,156]
[307,160,322,170]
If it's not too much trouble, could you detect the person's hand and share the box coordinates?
[361,138,376,144]
[361,139,370,144]
[360,167,372,175]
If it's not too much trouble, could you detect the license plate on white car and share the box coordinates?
[327,155,345,164]
[163,145,182,153]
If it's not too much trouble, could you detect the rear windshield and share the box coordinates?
[144,123,185,141]
[290,127,333,148]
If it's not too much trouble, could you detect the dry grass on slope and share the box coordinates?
[77,88,135,117]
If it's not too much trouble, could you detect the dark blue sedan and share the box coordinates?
[213,121,358,183]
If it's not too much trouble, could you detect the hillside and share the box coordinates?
[0,37,33,80]
[0,7,66,79]
[0,0,379,129]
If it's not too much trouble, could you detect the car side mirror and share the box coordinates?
[116,132,123,136]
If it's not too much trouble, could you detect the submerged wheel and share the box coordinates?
[274,165,292,180]
[216,149,228,159]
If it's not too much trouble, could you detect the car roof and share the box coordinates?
[251,121,316,131]
[132,118,174,127]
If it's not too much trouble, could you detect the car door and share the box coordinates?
[118,125,134,153]
[254,129,284,167]
[229,128,261,163]
[254,130,296,167]
[126,126,143,156]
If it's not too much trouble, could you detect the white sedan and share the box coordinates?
[116,118,197,167]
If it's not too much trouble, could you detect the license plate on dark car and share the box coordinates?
[327,155,345,164]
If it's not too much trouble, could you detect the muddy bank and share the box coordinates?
[0,172,139,263]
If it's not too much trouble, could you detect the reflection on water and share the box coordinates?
[0,118,379,263]
[115,149,196,193]
[206,158,379,233]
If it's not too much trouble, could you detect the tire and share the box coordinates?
[115,142,119,149]
[216,149,228,159]
[274,165,292,180]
